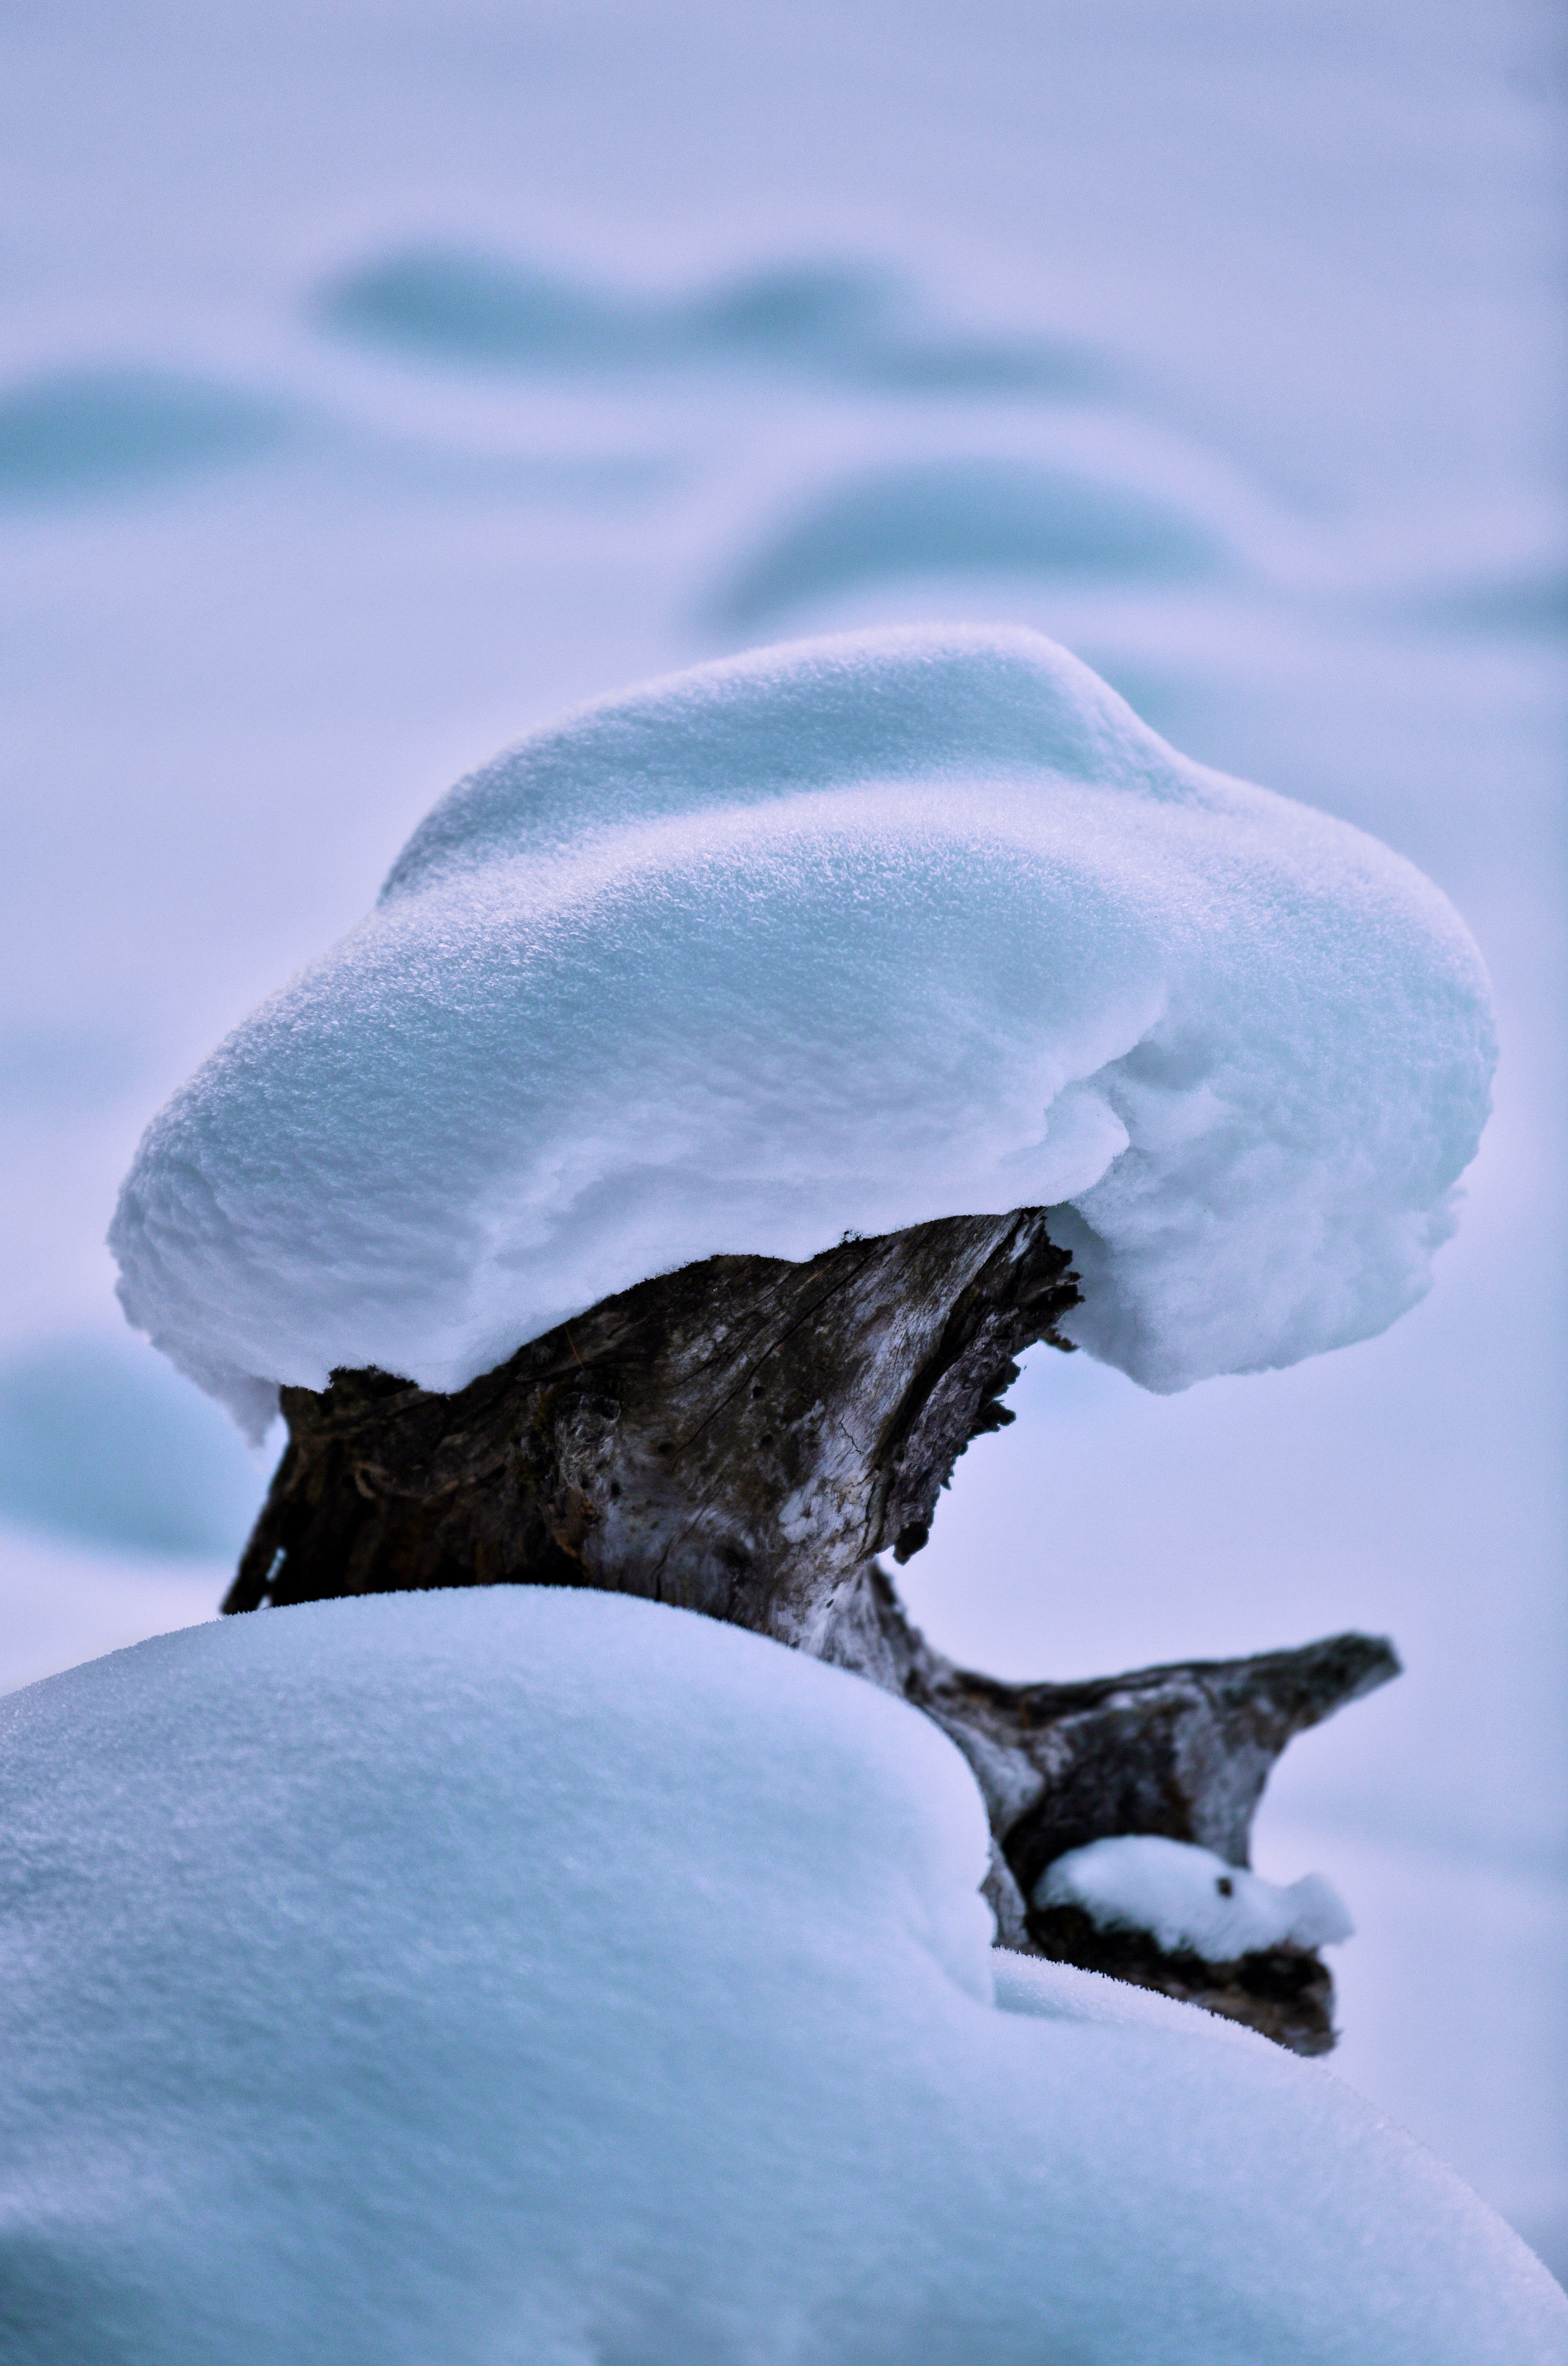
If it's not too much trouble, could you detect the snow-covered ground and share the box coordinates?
[2,1588,1562,2362]
[0,1522,221,1702]
[1,0,1563,2293]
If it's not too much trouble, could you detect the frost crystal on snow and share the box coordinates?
[1035,1833,1355,1962]
[109,625,1495,1434]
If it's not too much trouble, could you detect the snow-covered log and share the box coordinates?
[112,626,1489,2055]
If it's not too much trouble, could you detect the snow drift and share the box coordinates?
[0,1587,1559,2365]
[109,625,1495,1434]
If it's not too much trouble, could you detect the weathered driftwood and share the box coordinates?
[906,1622,1396,2054]
[226,1208,1398,2053]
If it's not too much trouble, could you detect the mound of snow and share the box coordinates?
[109,625,1494,1434]
[716,457,1224,626]
[0,1587,1558,2364]
[1036,1833,1355,1960]
[0,367,286,504]
[317,243,1088,395]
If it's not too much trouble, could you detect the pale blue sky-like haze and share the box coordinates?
[1,0,1563,2274]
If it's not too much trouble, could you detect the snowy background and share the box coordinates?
[1,0,1562,2275]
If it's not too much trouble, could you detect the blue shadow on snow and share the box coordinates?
[0,1335,270,1561]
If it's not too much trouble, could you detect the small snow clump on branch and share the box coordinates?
[1035,1833,1354,1960]
[110,626,1494,1435]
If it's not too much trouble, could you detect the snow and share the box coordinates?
[110,625,1494,1433]
[1036,1833,1354,1960]
[0,1330,264,1560]
[2,0,1562,2277]
[0,1519,220,1698]
[0,1586,1560,2364]
[315,246,1080,394]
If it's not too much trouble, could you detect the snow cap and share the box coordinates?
[110,625,1495,1434]
[1035,1833,1355,1962]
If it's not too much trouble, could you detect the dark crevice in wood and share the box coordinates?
[1026,1905,1338,2056]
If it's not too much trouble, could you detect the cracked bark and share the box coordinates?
[226,1206,1398,2054]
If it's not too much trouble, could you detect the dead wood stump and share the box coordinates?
[226,1207,1398,2053]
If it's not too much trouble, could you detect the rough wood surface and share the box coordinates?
[226,1209,1081,1636]
[226,1208,1398,2052]
[888,1612,1398,2053]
